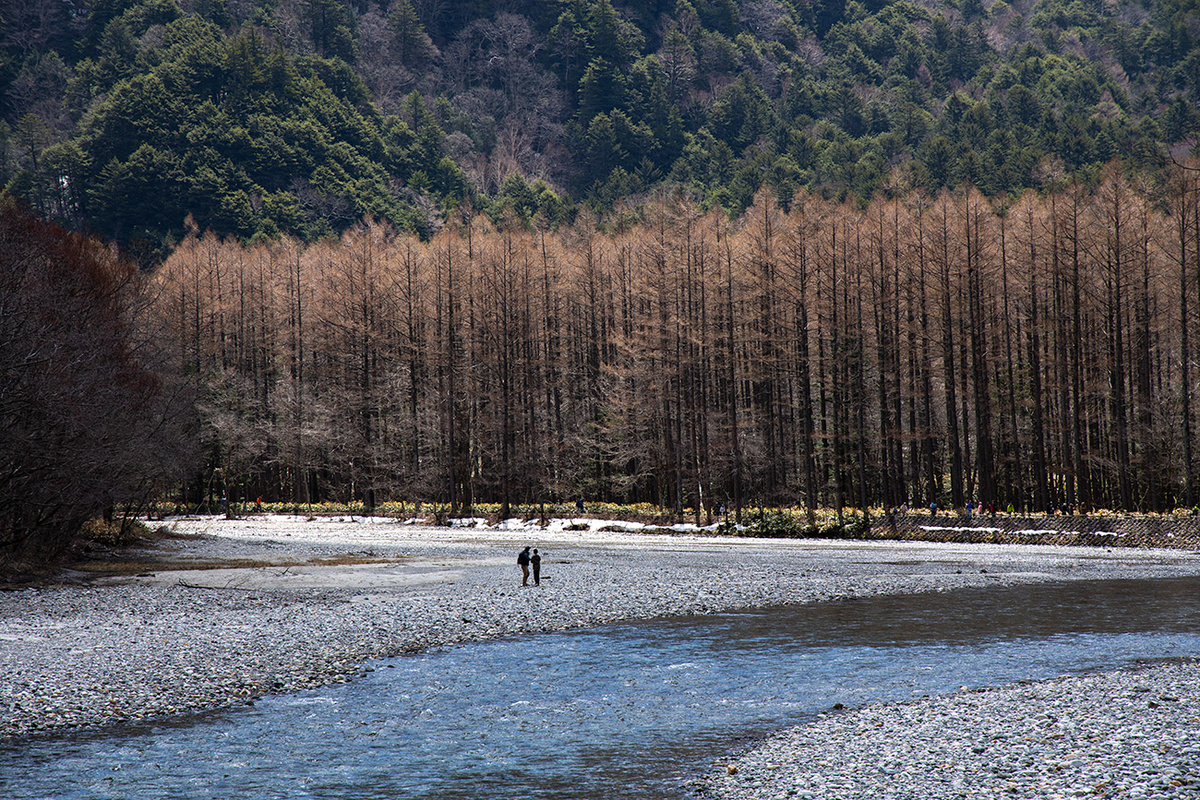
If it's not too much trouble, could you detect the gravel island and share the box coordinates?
[699,660,1200,800]
[3,515,1199,798]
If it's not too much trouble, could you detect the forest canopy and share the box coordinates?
[2,0,1198,256]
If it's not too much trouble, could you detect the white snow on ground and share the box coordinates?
[920,526,1005,533]
[919,524,1127,537]
[483,516,722,534]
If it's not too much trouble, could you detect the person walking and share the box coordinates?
[531,548,541,586]
[517,546,531,586]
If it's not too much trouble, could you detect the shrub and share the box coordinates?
[723,509,810,538]
[80,517,152,546]
[0,200,187,575]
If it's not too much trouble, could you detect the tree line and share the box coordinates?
[152,164,1200,519]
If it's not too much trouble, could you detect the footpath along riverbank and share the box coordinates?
[2,515,1200,797]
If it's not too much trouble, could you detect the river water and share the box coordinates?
[3,577,1199,799]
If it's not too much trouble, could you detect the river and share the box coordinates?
[3,576,1198,799]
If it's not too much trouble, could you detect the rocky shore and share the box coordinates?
[3,515,1200,798]
[700,660,1200,799]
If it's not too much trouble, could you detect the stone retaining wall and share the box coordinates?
[867,513,1200,549]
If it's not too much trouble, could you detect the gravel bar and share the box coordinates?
[698,661,1200,800]
[3,515,1200,798]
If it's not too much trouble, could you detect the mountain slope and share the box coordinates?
[1,0,1196,254]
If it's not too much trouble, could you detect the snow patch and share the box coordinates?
[919,526,1004,534]
[442,516,725,535]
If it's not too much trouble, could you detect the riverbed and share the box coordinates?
[2,517,1199,797]
[4,576,1200,799]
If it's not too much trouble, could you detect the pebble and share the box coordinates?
[2,515,1200,800]
[700,662,1200,800]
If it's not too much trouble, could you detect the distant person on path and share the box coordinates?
[929,501,937,517]
[518,546,531,586]
[576,496,584,513]
[531,548,541,585]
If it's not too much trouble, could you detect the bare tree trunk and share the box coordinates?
[916,201,940,506]
[722,226,743,523]
[1181,171,1199,507]
[1049,197,1074,510]
[998,213,1021,508]
[786,198,819,518]
[966,193,995,509]
[1066,185,1091,510]
[1103,177,1134,510]
[1134,195,1156,510]
[938,198,964,508]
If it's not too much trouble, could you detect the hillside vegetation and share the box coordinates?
[1,0,1198,257]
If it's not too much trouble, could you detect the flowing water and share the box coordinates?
[4,576,1200,799]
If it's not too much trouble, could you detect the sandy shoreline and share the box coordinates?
[3,515,1200,795]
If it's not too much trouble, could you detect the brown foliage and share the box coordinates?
[153,166,1200,516]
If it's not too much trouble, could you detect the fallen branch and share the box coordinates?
[176,579,254,591]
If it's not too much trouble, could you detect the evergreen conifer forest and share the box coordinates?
[2,0,1200,565]
[3,0,1199,253]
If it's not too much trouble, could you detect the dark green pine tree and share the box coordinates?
[388,0,436,69]
[303,0,357,62]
